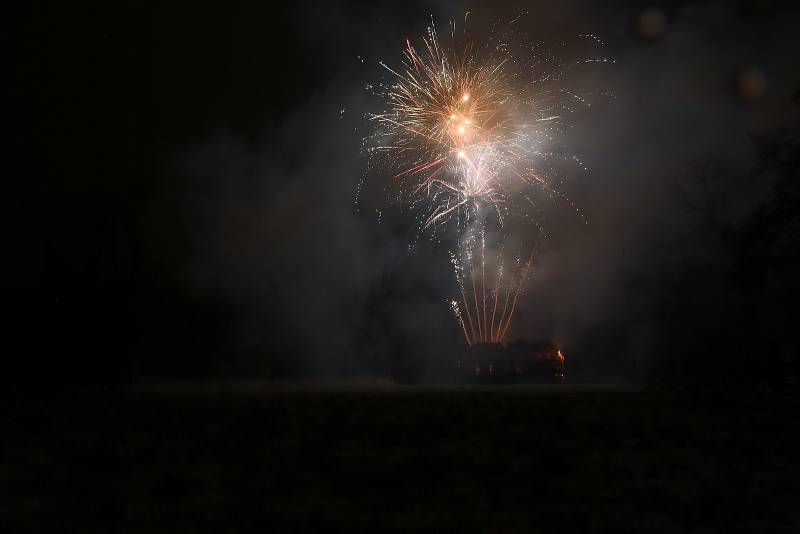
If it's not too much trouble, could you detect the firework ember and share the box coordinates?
[365,14,606,345]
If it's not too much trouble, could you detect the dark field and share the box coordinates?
[3,386,800,533]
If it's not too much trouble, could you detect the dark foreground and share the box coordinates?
[3,385,800,533]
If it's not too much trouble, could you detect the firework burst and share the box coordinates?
[364,13,608,345]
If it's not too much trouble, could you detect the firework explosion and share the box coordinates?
[364,14,607,345]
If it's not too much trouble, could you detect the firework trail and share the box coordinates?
[447,225,543,345]
[364,13,608,345]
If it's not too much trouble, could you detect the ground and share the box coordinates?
[3,384,800,533]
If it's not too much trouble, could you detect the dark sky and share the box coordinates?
[11,0,800,383]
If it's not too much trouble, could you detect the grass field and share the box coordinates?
[3,385,800,533]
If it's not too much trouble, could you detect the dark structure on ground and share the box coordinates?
[458,341,566,384]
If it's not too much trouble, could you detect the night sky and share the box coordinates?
[7,2,800,532]
[10,0,800,384]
